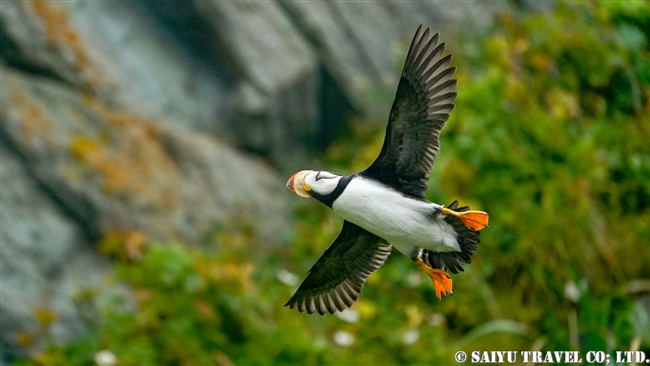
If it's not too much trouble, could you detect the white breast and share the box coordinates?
[332,176,460,255]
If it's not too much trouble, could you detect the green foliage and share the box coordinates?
[445,0,650,353]
[26,2,649,365]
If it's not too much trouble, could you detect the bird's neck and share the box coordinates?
[312,175,354,208]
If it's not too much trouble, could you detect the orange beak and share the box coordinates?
[286,174,296,194]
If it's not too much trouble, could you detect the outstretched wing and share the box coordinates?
[363,25,458,198]
[285,221,392,315]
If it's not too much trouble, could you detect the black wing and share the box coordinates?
[363,25,458,198]
[285,221,392,315]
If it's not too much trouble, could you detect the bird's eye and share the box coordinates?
[315,171,322,181]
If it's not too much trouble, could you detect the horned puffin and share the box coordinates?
[285,25,489,315]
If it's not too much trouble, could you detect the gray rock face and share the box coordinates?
[0,0,512,361]
[1,145,112,359]
[0,66,290,243]
[279,1,508,120]
[193,1,321,165]
[0,0,227,133]
[0,64,291,362]
[0,0,507,165]
[0,0,87,86]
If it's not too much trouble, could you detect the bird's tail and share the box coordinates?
[423,201,482,274]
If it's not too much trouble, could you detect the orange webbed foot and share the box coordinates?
[441,207,489,231]
[416,258,453,300]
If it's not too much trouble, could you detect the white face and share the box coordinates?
[303,170,341,196]
[286,170,342,198]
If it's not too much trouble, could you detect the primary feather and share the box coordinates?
[363,25,458,198]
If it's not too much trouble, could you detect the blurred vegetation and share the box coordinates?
[23,2,649,365]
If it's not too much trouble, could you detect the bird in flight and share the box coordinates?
[285,25,489,315]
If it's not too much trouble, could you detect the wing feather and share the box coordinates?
[363,26,458,198]
[285,221,392,315]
